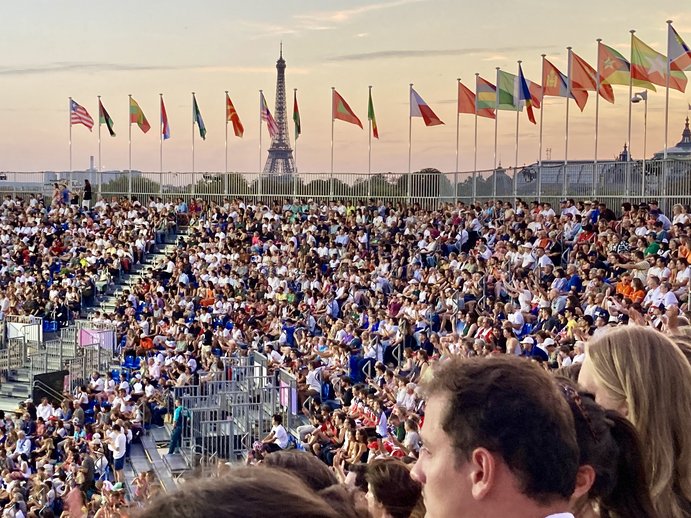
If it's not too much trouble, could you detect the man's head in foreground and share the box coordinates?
[411,356,579,518]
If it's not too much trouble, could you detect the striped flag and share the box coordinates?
[192,93,206,140]
[517,63,536,125]
[160,96,170,140]
[260,92,278,138]
[293,90,301,139]
[70,100,94,131]
[368,88,379,139]
[475,76,497,119]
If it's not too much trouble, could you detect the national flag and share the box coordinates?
[410,87,444,126]
[475,76,497,119]
[669,24,691,72]
[129,97,151,133]
[192,94,206,140]
[542,58,588,111]
[332,90,363,128]
[598,41,655,90]
[517,63,536,124]
[160,96,170,140]
[98,100,115,137]
[458,81,476,115]
[260,92,278,138]
[368,89,379,139]
[570,51,615,103]
[293,90,301,139]
[632,34,687,93]
[528,81,542,109]
[226,93,244,138]
[497,70,520,111]
[70,100,94,131]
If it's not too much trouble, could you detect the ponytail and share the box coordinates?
[597,410,658,518]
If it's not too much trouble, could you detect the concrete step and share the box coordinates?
[141,435,178,494]
[0,394,28,412]
[0,380,31,399]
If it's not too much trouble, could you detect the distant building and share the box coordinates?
[652,117,691,160]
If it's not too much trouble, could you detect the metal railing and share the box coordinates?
[3,159,690,210]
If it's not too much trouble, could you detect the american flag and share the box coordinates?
[70,99,94,130]
[260,92,278,139]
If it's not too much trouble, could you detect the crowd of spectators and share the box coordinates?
[2,190,691,517]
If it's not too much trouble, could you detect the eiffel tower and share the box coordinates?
[263,44,295,176]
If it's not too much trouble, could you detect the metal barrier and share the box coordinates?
[3,160,690,209]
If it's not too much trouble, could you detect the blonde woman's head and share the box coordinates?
[578,326,691,518]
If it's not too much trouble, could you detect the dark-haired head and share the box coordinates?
[556,378,658,518]
[262,450,338,491]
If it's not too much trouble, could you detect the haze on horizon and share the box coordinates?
[1,0,690,174]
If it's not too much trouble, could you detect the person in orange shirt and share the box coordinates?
[629,277,646,304]
[615,274,634,300]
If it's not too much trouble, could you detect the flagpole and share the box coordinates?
[493,68,499,204]
[159,94,163,175]
[626,30,635,200]
[473,73,479,203]
[538,54,546,166]
[97,95,102,193]
[515,61,521,170]
[258,90,263,200]
[368,85,373,176]
[191,92,196,195]
[331,87,335,200]
[594,39,602,198]
[128,94,132,200]
[564,47,572,197]
[538,55,545,201]
[225,91,229,177]
[455,78,460,179]
[294,88,299,174]
[68,97,73,185]
[664,20,672,182]
[408,83,413,201]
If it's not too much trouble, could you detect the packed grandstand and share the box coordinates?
[0,185,688,518]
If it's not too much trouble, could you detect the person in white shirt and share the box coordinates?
[410,357,578,518]
[262,414,289,453]
[36,398,52,421]
[107,424,127,483]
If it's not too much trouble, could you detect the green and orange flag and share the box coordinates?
[332,89,362,128]
[631,34,687,92]
[129,96,151,133]
[368,88,379,139]
[598,41,655,90]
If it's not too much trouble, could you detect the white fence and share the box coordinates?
[3,158,691,210]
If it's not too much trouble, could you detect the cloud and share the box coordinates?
[295,0,426,24]
[0,62,311,77]
[328,45,556,62]
[242,0,425,39]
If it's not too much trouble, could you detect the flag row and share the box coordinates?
[69,22,691,143]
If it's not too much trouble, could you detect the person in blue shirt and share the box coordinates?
[168,398,186,455]
[520,336,549,362]
[565,264,582,294]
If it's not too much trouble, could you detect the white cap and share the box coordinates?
[520,336,535,345]
[542,338,556,347]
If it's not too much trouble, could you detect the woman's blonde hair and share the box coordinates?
[586,326,691,518]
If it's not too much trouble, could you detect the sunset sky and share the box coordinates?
[1,0,690,174]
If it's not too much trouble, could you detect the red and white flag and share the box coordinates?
[70,99,94,130]
[260,92,278,139]
[410,87,444,126]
